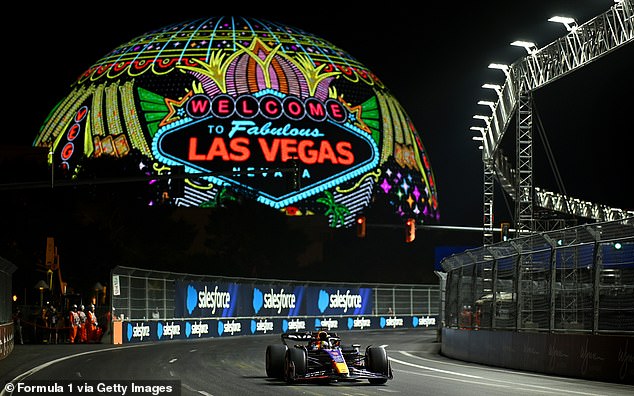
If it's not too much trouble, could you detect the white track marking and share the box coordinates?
[0,344,153,396]
[390,353,610,396]
[389,356,482,378]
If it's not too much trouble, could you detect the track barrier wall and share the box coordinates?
[442,327,634,384]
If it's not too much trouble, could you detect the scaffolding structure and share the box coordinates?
[478,1,634,245]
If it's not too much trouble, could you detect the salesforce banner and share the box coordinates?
[251,284,304,316]
[305,287,373,316]
[175,281,241,318]
[122,314,438,343]
[175,281,373,318]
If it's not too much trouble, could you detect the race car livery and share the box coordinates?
[265,328,393,384]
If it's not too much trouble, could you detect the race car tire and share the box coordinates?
[366,346,389,384]
[284,347,307,383]
[266,344,287,379]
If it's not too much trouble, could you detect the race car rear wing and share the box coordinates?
[281,331,344,348]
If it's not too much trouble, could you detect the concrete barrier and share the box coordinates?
[441,327,634,384]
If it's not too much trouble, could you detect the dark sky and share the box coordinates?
[7,1,633,228]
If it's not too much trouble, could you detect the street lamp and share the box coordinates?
[548,16,577,32]
[511,40,537,54]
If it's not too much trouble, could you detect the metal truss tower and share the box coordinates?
[479,0,634,240]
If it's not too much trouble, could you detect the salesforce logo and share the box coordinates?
[187,284,231,315]
[315,317,338,330]
[253,288,263,313]
[253,287,296,314]
[218,320,241,336]
[413,315,436,328]
[283,319,306,332]
[380,316,404,329]
[186,321,209,338]
[157,322,181,340]
[318,290,330,313]
[186,285,197,314]
[250,319,274,334]
[348,317,371,330]
[127,322,150,342]
[318,289,362,313]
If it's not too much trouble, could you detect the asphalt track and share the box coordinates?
[1,329,632,396]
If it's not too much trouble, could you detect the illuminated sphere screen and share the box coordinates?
[35,16,439,228]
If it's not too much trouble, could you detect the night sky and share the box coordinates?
[8,2,632,224]
[3,2,633,294]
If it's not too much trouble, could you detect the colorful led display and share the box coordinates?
[35,17,439,227]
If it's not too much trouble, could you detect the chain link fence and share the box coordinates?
[110,266,440,321]
[441,217,634,334]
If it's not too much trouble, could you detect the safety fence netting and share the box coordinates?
[441,217,634,334]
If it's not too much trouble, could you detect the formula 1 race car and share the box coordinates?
[265,328,393,384]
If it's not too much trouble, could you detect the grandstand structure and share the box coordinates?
[475,0,634,245]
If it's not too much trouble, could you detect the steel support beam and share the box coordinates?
[478,1,633,239]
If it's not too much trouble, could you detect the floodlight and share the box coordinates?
[511,40,537,54]
[478,100,496,111]
[549,16,577,32]
[488,63,509,76]
[472,136,484,141]
[473,115,490,124]
[470,126,485,136]
[482,83,502,96]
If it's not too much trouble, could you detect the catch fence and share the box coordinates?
[441,217,634,334]
[110,266,440,322]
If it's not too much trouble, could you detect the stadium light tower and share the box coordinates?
[511,40,537,54]
[548,16,577,32]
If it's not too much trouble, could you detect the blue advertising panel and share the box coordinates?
[305,287,373,316]
[124,319,217,343]
[176,282,374,318]
[174,281,242,318]
[251,284,305,317]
